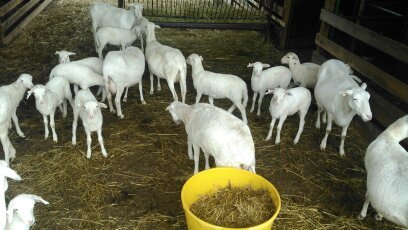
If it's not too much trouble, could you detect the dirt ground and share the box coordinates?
[0,0,403,229]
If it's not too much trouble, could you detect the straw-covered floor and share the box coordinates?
[0,0,403,229]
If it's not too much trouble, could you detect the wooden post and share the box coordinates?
[312,0,336,62]
[278,0,293,50]
[118,0,125,8]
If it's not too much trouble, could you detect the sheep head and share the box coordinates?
[78,101,107,119]
[15,74,34,89]
[339,83,372,122]
[7,194,49,227]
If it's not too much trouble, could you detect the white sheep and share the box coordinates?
[0,93,16,165]
[90,2,143,50]
[0,161,21,230]
[166,102,256,174]
[0,74,34,138]
[247,62,292,116]
[315,59,372,156]
[280,52,320,88]
[95,26,142,59]
[265,87,311,145]
[358,115,408,227]
[6,194,49,230]
[27,77,74,142]
[72,90,108,159]
[186,54,248,123]
[145,22,187,103]
[103,46,146,119]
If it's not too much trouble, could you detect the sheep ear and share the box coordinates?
[6,207,15,224]
[155,25,161,29]
[262,64,270,68]
[55,51,60,55]
[76,103,83,108]
[26,89,33,99]
[286,91,293,96]
[0,166,21,181]
[247,63,254,68]
[165,105,171,111]
[360,83,367,90]
[292,56,299,61]
[199,56,203,61]
[28,195,49,205]
[265,89,274,95]
[339,89,353,96]
[68,52,76,56]
[98,103,108,109]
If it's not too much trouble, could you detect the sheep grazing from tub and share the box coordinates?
[6,194,49,230]
[265,87,311,145]
[27,77,74,142]
[280,52,320,88]
[166,102,256,174]
[145,22,187,103]
[247,62,292,116]
[314,59,372,156]
[0,161,21,230]
[72,90,108,159]
[0,93,16,164]
[186,53,248,123]
[358,115,408,228]
[0,74,34,138]
[103,46,146,119]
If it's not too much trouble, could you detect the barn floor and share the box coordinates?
[0,0,403,229]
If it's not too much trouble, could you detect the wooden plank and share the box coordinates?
[311,50,326,64]
[3,0,52,45]
[2,0,41,32]
[315,33,408,103]
[0,0,25,17]
[320,9,408,64]
[278,0,293,49]
[319,0,336,36]
[368,88,406,128]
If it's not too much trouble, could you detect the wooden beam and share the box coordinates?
[368,88,406,128]
[320,9,408,64]
[315,33,408,103]
[2,0,41,32]
[3,0,52,45]
[278,0,293,49]
[0,0,25,17]
[319,0,336,37]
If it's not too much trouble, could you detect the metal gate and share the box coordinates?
[125,0,268,30]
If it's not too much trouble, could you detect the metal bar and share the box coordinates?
[152,21,265,30]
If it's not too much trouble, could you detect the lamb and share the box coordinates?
[145,22,187,103]
[0,92,16,164]
[0,74,34,138]
[166,102,256,174]
[95,26,142,59]
[314,59,372,156]
[358,115,408,228]
[247,62,292,116]
[103,46,146,119]
[72,89,108,159]
[27,77,74,142]
[6,194,49,230]
[265,87,311,145]
[0,161,21,230]
[280,52,320,88]
[187,54,248,123]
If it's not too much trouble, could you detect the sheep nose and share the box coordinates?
[89,114,94,119]
[366,114,372,121]
[28,220,34,225]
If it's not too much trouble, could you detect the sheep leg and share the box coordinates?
[105,82,115,113]
[320,113,333,151]
[236,103,248,124]
[250,92,258,113]
[97,43,105,59]
[193,144,200,175]
[149,72,154,94]
[204,152,210,170]
[180,79,187,104]
[157,77,161,91]
[322,110,327,124]
[74,85,79,95]
[265,118,276,141]
[256,91,265,116]
[316,106,322,128]
[139,83,146,105]
[97,129,107,158]
[208,97,214,105]
[275,115,287,144]
[85,130,92,159]
[195,92,203,104]
[62,100,67,118]
[96,87,102,97]
[43,115,49,140]
[8,137,15,161]
[50,111,58,143]
[358,193,370,220]
[114,86,125,119]
[100,87,107,103]
[167,81,179,102]
[187,137,193,160]
[227,104,236,113]
[72,108,79,145]
[294,111,306,145]
[123,87,129,102]
[339,121,351,157]
[140,35,144,52]
[0,134,10,164]
[11,110,24,137]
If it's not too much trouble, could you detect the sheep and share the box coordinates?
[280,52,320,88]
[314,59,372,156]
[145,22,187,103]
[103,46,146,119]
[90,2,143,50]
[358,115,408,228]
[27,77,74,142]
[0,161,21,230]
[72,89,108,159]
[166,102,256,174]
[265,87,311,145]
[0,74,34,138]
[0,93,16,165]
[186,53,248,123]
[6,194,49,230]
[95,26,142,59]
[247,62,292,116]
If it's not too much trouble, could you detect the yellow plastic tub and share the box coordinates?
[181,167,281,230]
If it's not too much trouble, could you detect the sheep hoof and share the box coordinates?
[119,115,124,119]
[339,151,345,157]
[275,140,280,145]
[102,152,108,158]
[293,140,298,145]
[18,132,25,138]
[320,144,326,150]
[122,98,127,102]
[53,137,58,143]
[86,152,91,159]
[375,214,383,221]
[141,100,146,105]
[150,91,154,95]
[358,214,365,220]
[72,141,76,146]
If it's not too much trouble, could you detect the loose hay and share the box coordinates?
[190,184,275,228]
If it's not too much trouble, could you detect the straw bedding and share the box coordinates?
[0,0,402,229]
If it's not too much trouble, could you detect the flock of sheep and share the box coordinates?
[0,1,407,229]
